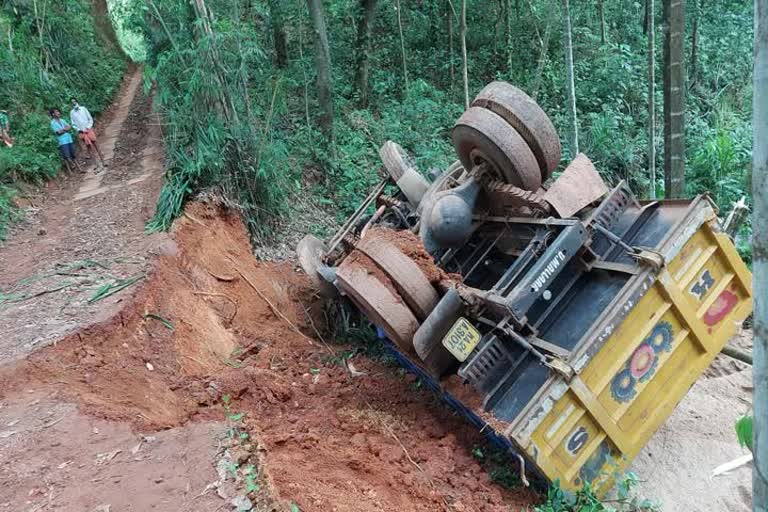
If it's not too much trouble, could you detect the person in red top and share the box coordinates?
[70,97,106,169]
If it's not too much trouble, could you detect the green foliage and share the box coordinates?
[0,0,125,237]
[470,444,522,490]
[330,80,460,217]
[107,0,147,62]
[735,415,754,452]
[129,0,754,236]
[0,184,19,239]
[139,0,290,237]
[536,476,659,512]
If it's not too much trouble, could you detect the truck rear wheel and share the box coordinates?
[357,236,439,321]
[472,81,562,181]
[336,254,420,354]
[452,107,542,191]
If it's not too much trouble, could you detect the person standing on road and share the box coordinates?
[0,109,13,147]
[69,98,105,169]
[50,108,82,173]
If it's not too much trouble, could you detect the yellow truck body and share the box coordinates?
[502,196,752,493]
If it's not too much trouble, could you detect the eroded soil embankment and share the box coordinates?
[0,202,538,512]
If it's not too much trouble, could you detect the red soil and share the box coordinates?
[0,202,539,511]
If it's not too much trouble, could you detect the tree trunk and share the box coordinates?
[531,1,555,101]
[506,0,513,73]
[662,0,685,198]
[598,0,606,44]
[644,0,649,34]
[307,0,334,146]
[354,0,377,107]
[689,0,699,88]
[268,0,288,68]
[460,0,469,108]
[648,0,656,199]
[447,0,455,92]
[752,3,768,509]
[395,0,409,95]
[562,0,579,155]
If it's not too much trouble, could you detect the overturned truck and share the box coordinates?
[298,82,753,495]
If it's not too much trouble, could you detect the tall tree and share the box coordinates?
[562,0,579,155]
[460,0,469,108]
[307,0,334,145]
[395,0,409,95]
[689,0,700,87]
[597,0,607,44]
[354,0,378,107]
[447,0,455,92]
[268,0,288,68]
[648,0,657,199]
[531,1,555,100]
[753,2,768,508]
[506,0,513,73]
[662,0,685,197]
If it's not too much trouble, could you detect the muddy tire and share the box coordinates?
[357,236,439,320]
[472,81,562,180]
[452,107,542,191]
[336,256,419,354]
[380,140,412,181]
[379,141,430,207]
[296,235,336,297]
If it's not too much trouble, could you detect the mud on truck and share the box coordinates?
[297,81,753,495]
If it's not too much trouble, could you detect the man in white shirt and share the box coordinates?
[70,97,106,169]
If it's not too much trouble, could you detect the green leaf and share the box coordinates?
[735,415,754,451]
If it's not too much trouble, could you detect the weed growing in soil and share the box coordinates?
[326,300,397,365]
[471,445,522,490]
[221,394,262,497]
[535,475,659,512]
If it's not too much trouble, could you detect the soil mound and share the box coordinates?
[0,202,538,511]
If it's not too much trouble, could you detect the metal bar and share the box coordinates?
[325,178,388,258]
[493,230,550,295]
[528,336,571,359]
[589,260,641,275]
[504,328,548,365]
[593,223,637,254]
[463,228,509,281]
[473,215,579,227]
[458,238,493,274]
[602,201,660,260]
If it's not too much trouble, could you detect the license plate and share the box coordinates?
[442,317,481,362]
